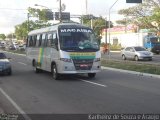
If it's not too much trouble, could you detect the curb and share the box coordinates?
[102,66,160,79]
[110,50,121,53]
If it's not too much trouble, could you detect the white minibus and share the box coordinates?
[26,22,101,80]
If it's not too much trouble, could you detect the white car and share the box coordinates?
[121,46,153,61]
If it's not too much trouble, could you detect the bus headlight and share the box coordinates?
[60,58,72,63]
[94,58,101,62]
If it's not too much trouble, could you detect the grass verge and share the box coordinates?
[101,59,160,75]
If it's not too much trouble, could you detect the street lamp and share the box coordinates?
[34,4,55,21]
[108,0,119,58]
[27,13,30,33]
[35,2,65,22]
[35,4,50,9]
[104,17,107,46]
[59,0,62,22]
[35,4,60,11]
[57,0,67,22]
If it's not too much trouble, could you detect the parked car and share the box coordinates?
[17,44,26,51]
[9,45,16,50]
[0,52,12,75]
[0,43,6,50]
[121,46,153,61]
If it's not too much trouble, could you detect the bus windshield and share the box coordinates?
[59,28,99,52]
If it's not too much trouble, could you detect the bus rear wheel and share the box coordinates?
[51,64,59,80]
[33,61,41,73]
[88,73,96,78]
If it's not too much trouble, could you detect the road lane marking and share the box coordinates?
[0,88,32,120]
[18,62,27,66]
[79,79,107,87]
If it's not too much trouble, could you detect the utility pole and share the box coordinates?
[27,13,30,33]
[85,0,88,15]
[59,0,62,22]
[105,18,107,44]
[108,0,119,59]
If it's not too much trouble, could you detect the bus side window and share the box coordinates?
[53,33,59,50]
[47,33,53,47]
[36,34,42,47]
[53,33,58,47]
[27,36,30,47]
[33,35,37,46]
[26,37,29,47]
[39,34,42,47]
[41,33,46,47]
[28,36,33,47]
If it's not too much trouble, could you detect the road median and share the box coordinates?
[102,66,160,79]
[101,59,160,76]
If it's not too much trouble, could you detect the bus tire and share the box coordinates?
[88,73,96,78]
[51,64,59,80]
[33,60,41,73]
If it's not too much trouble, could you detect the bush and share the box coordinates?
[110,44,121,50]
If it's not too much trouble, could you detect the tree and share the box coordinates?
[15,21,28,40]
[6,33,16,40]
[15,7,52,40]
[80,15,113,41]
[81,14,98,26]
[28,7,53,21]
[0,34,6,40]
[15,20,51,40]
[116,0,160,32]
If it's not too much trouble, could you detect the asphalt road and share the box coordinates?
[0,52,160,119]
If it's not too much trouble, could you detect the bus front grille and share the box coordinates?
[72,59,93,70]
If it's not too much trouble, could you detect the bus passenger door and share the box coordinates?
[45,32,59,72]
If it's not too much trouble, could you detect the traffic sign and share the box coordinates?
[126,0,142,3]
[55,12,70,21]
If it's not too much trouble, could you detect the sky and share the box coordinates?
[0,0,137,35]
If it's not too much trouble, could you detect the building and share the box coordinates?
[101,24,142,48]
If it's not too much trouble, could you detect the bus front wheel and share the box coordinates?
[51,64,59,80]
[88,73,96,78]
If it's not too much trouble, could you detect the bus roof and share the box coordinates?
[28,22,91,35]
